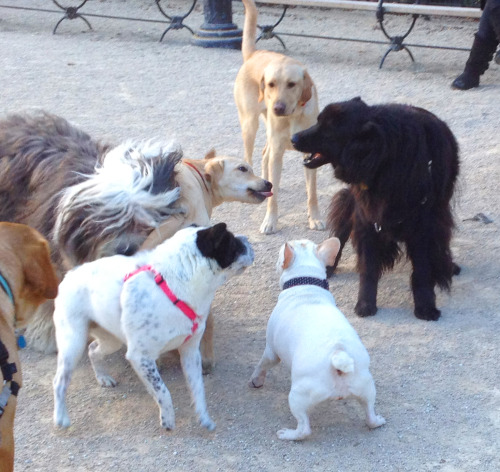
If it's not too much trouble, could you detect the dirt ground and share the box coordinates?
[1,1,499,471]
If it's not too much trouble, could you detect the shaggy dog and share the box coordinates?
[291,97,460,321]
[0,112,271,356]
[0,223,58,471]
[53,224,254,431]
[0,112,182,351]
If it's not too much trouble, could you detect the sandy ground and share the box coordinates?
[1,1,499,471]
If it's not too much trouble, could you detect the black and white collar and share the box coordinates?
[282,276,329,291]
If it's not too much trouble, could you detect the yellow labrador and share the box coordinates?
[141,150,272,371]
[234,0,325,234]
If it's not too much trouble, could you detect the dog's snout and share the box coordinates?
[237,235,255,264]
[273,102,287,116]
[291,132,300,146]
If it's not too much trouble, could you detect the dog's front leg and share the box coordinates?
[260,129,287,234]
[303,166,325,231]
[354,226,381,317]
[200,311,214,374]
[178,344,216,431]
[407,235,441,321]
[126,351,175,429]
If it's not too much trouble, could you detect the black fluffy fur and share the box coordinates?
[292,97,460,321]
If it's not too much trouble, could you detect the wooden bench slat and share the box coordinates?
[258,0,482,19]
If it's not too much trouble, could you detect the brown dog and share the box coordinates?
[0,223,58,472]
[234,0,325,234]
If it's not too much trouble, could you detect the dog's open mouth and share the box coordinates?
[303,153,329,169]
[248,188,273,202]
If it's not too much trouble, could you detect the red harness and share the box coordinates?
[124,265,198,343]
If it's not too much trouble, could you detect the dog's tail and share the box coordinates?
[331,349,355,375]
[54,141,183,266]
[241,0,258,62]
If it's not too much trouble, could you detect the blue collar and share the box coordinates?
[282,276,329,291]
[0,270,14,305]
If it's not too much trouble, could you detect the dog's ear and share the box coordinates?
[196,223,245,269]
[258,75,266,103]
[300,70,313,105]
[316,238,341,267]
[204,149,216,160]
[281,243,295,270]
[21,236,59,303]
[204,157,224,184]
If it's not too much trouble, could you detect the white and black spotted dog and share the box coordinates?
[53,223,254,431]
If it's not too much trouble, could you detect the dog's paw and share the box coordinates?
[202,359,214,375]
[414,306,441,321]
[260,214,278,234]
[308,217,326,231]
[248,378,264,389]
[200,416,216,431]
[161,415,175,431]
[54,412,71,429]
[97,375,117,388]
[277,427,309,441]
[366,415,386,429]
[355,301,377,318]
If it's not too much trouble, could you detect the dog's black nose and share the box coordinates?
[273,102,286,116]
[291,133,299,146]
[265,180,273,191]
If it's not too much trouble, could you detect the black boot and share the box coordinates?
[452,34,497,90]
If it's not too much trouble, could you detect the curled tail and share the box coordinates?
[241,0,258,62]
[331,350,354,374]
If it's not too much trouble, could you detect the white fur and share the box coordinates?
[250,238,385,440]
[54,141,181,243]
[53,225,254,431]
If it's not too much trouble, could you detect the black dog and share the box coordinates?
[291,97,460,321]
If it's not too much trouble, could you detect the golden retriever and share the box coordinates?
[0,223,58,472]
[234,0,325,234]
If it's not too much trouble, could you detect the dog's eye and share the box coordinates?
[287,82,296,88]
[237,166,248,172]
[268,82,275,88]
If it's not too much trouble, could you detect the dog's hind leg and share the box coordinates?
[126,349,176,430]
[53,310,89,428]
[178,344,216,431]
[351,373,386,429]
[249,345,279,388]
[88,326,123,387]
[200,312,214,374]
[277,384,319,441]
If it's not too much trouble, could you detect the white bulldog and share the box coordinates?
[249,238,385,440]
[53,223,254,432]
